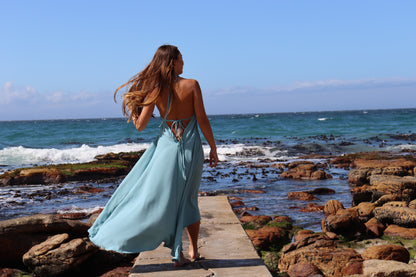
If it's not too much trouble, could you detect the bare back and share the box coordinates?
[156,77,195,120]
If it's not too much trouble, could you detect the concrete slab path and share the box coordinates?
[129,196,272,277]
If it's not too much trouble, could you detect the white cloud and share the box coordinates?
[206,77,416,96]
[0,81,39,104]
[0,82,120,120]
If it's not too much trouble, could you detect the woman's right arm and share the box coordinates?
[192,80,218,167]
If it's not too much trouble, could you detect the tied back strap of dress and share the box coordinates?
[162,93,193,180]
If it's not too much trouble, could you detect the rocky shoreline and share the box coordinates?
[1,150,416,276]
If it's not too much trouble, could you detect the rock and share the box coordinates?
[356,202,376,221]
[0,151,145,187]
[0,268,32,277]
[0,214,89,267]
[361,244,410,263]
[370,175,416,194]
[374,205,416,227]
[361,259,416,277]
[348,169,370,186]
[294,230,315,242]
[261,251,280,273]
[230,200,245,208]
[383,201,408,207]
[352,158,415,171]
[374,194,401,206]
[281,162,332,180]
[307,188,336,195]
[340,261,363,276]
[323,200,344,215]
[287,191,318,201]
[279,234,362,277]
[364,218,385,237]
[287,261,323,277]
[311,170,332,180]
[351,175,416,205]
[384,224,416,239]
[300,203,324,212]
[99,266,133,277]
[23,236,97,277]
[273,216,293,223]
[323,208,365,238]
[240,215,272,224]
[245,226,289,251]
[409,199,416,209]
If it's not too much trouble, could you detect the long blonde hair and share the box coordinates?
[114,45,180,122]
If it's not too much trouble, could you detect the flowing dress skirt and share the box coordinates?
[88,116,204,262]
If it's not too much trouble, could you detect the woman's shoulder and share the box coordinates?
[179,77,199,86]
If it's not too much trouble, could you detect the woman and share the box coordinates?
[88,45,218,267]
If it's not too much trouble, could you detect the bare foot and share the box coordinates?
[174,252,191,267]
[188,250,201,261]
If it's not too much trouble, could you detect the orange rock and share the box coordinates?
[364,218,385,237]
[288,261,322,277]
[324,200,344,215]
[300,203,324,212]
[384,224,416,239]
[287,191,318,201]
[361,244,410,263]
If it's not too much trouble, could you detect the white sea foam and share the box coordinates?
[0,141,294,171]
[318,118,327,121]
[56,205,103,215]
[0,143,151,166]
[387,144,416,151]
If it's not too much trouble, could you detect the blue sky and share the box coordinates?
[1,0,415,120]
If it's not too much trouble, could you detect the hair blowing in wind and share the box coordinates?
[114,45,180,122]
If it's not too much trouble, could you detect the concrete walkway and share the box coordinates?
[129,196,272,277]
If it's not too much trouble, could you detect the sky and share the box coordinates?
[1,0,416,120]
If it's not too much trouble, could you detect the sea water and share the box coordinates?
[1,108,415,229]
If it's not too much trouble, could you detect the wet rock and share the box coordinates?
[374,205,416,227]
[323,199,344,215]
[230,200,245,208]
[287,191,318,201]
[306,188,336,195]
[300,203,324,212]
[23,235,97,277]
[281,162,332,180]
[287,261,323,277]
[273,216,293,223]
[361,244,410,263]
[384,224,416,239]
[0,151,145,187]
[0,214,89,267]
[364,217,385,237]
[361,259,416,276]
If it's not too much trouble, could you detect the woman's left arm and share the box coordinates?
[132,103,155,131]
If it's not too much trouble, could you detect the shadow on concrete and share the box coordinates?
[130,258,265,273]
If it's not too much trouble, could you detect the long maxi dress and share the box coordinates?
[88,96,204,262]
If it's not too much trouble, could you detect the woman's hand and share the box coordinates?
[209,148,218,168]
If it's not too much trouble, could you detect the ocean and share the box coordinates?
[1,108,415,230]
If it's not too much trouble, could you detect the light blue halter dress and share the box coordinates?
[88,95,204,262]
